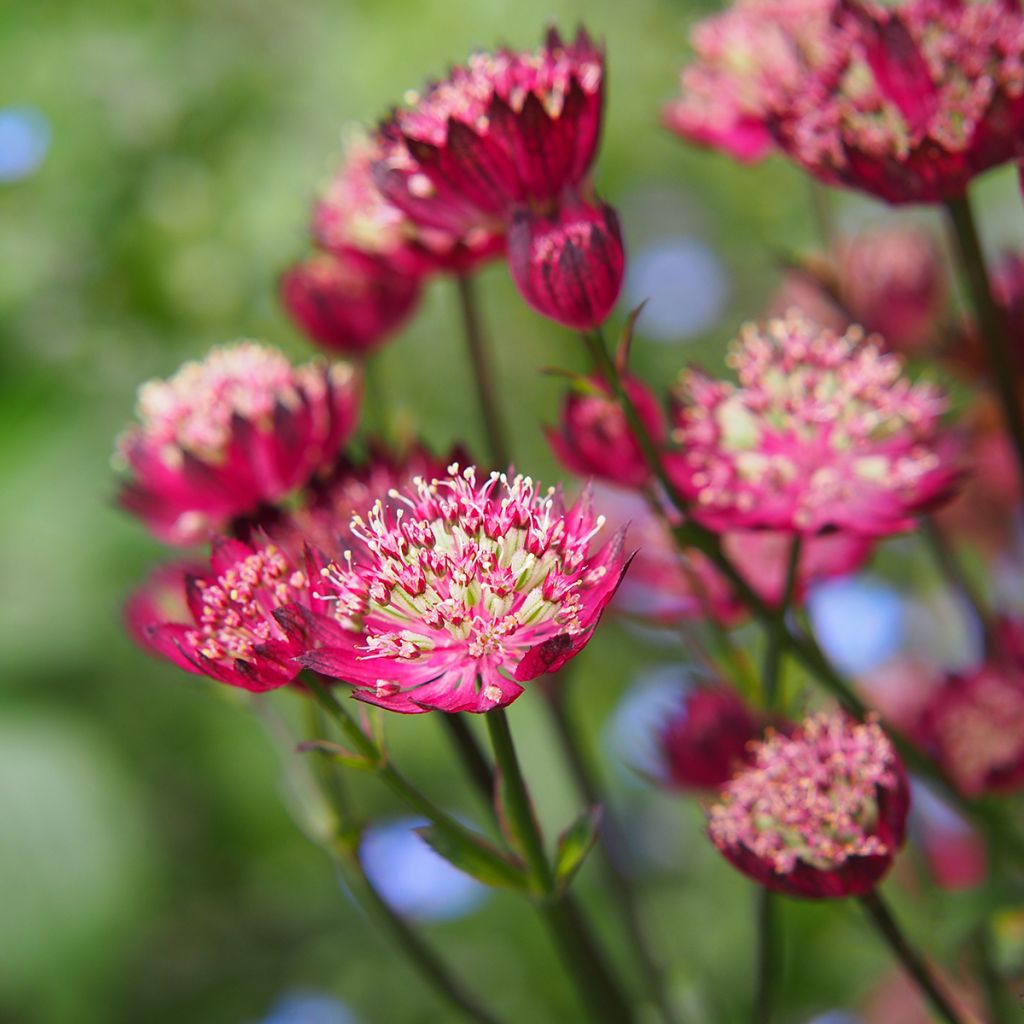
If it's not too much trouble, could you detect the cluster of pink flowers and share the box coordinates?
[666,0,1024,204]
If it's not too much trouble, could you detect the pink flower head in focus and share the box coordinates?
[128,539,314,692]
[294,467,630,714]
[667,313,959,536]
[280,250,422,357]
[372,28,605,237]
[116,342,360,545]
[546,374,663,488]
[656,685,763,791]
[667,0,1024,205]
[709,712,909,898]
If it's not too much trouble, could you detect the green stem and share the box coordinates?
[859,891,967,1024]
[754,889,778,1024]
[361,355,393,443]
[807,180,836,250]
[441,713,496,804]
[545,689,682,1024]
[485,708,637,1024]
[973,922,1014,1024]
[944,193,1024,488]
[456,274,511,469]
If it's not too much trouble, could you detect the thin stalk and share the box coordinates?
[545,688,681,1024]
[807,180,836,250]
[859,891,967,1024]
[972,922,1014,1024]
[441,713,495,803]
[754,889,778,1024]
[361,356,393,443]
[455,274,511,469]
[944,193,1024,487]
[486,708,637,1024]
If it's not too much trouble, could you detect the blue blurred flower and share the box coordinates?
[258,991,358,1024]
[806,1013,863,1024]
[624,236,729,341]
[807,576,905,675]
[359,817,488,922]
[0,107,50,182]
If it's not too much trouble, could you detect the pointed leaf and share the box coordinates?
[554,805,603,892]
[615,301,648,374]
[414,824,527,891]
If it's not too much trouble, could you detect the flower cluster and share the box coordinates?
[667,313,958,535]
[667,0,1024,204]
[709,713,909,898]
[295,467,629,713]
[115,342,360,544]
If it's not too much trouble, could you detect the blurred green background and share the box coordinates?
[4,1,1024,1022]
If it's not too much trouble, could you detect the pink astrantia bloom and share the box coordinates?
[280,250,422,357]
[919,661,1024,798]
[666,0,1024,205]
[666,313,959,536]
[129,539,314,692]
[656,686,763,791]
[508,196,624,330]
[292,467,630,714]
[546,374,663,488]
[709,713,909,898]
[116,342,360,545]
[372,28,604,239]
[313,131,503,275]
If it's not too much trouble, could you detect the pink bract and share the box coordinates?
[666,0,1024,205]
[280,250,422,357]
[708,713,909,899]
[116,342,360,545]
[288,466,630,714]
[666,313,960,536]
[372,28,605,236]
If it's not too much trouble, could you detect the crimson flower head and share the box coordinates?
[127,539,314,692]
[667,313,959,536]
[313,131,503,275]
[546,374,663,488]
[666,0,1024,205]
[508,196,624,330]
[656,686,763,791]
[919,661,1024,798]
[709,713,909,898]
[116,342,360,545]
[294,467,630,714]
[280,250,421,357]
[372,28,605,240]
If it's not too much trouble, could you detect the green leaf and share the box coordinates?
[615,301,648,374]
[415,824,527,891]
[553,805,602,892]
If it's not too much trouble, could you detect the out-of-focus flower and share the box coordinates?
[708,713,909,898]
[372,28,604,239]
[666,0,1024,205]
[280,250,421,357]
[257,991,359,1024]
[909,782,987,891]
[854,656,941,737]
[291,467,629,713]
[919,659,1024,798]
[598,486,871,626]
[546,374,662,488]
[0,106,51,182]
[508,196,624,329]
[313,131,502,275]
[656,685,762,791]
[128,539,313,691]
[667,313,959,536]
[116,342,360,545]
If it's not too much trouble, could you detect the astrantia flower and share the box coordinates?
[708,713,909,898]
[508,197,624,330]
[128,539,314,691]
[666,0,1024,205]
[656,686,762,791]
[919,661,1024,798]
[667,313,959,535]
[372,28,604,238]
[313,131,503,275]
[293,467,629,714]
[280,250,421,357]
[546,374,663,488]
[116,342,360,544]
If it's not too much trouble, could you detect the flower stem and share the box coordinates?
[754,889,778,1024]
[544,687,682,1024]
[859,890,967,1024]
[485,707,637,1024]
[440,712,496,803]
[944,193,1024,488]
[973,921,1014,1024]
[361,355,394,443]
[455,274,511,469]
